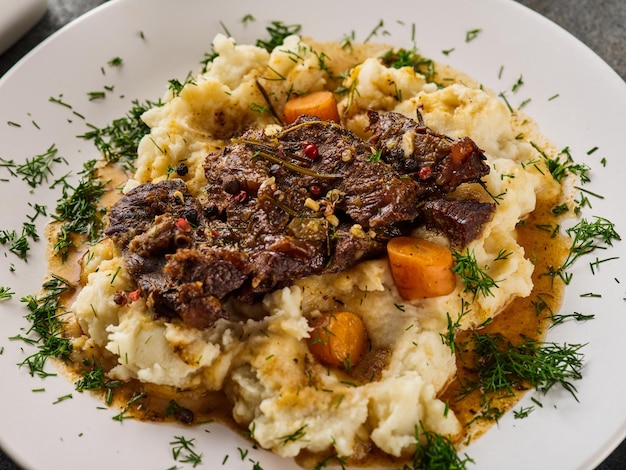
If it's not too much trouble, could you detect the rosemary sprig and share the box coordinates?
[249,148,342,180]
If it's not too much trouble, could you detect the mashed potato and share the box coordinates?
[70,33,561,462]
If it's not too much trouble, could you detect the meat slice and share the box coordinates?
[106,111,493,329]
[106,179,202,250]
[420,198,496,248]
[367,110,490,195]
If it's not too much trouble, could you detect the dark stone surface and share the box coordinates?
[0,0,623,469]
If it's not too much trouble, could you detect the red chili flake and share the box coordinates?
[418,167,432,180]
[128,287,141,302]
[309,184,322,197]
[302,141,319,160]
[176,217,192,232]
[233,190,247,204]
[113,291,127,306]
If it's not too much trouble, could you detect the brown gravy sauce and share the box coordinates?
[49,165,570,468]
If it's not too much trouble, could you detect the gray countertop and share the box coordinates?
[0,1,624,469]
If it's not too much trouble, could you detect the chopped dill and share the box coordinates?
[531,143,591,184]
[452,249,499,298]
[0,286,15,300]
[108,57,123,67]
[10,144,65,188]
[465,28,482,42]
[112,392,147,422]
[379,47,436,83]
[405,422,474,470]
[280,424,308,445]
[256,21,301,52]
[12,275,75,377]
[460,333,585,401]
[51,159,107,261]
[549,311,595,328]
[513,405,535,419]
[547,216,620,284]
[440,299,471,355]
[79,99,160,172]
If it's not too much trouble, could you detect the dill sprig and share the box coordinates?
[547,216,620,284]
[452,249,499,299]
[112,392,147,422]
[256,21,302,52]
[440,299,472,355]
[280,424,308,445]
[379,48,436,84]
[404,422,474,470]
[79,99,159,172]
[52,159,107,261]
[170,435,203,467]
[462,333,585,401]
[74,363,107,391]
[13,274,75,377]
[0,221,39,260]
[74,362,122,402]
[0,286,15,300]
[16,144,65,188]
[1,145,66,188]
[168,74,196,98]
[531,143,591,184]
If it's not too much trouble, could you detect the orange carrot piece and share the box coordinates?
[387,236,456,300]
[283,90,340,125]
[307,311,368,371]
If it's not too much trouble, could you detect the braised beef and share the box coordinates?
[366,110,490,194]
[106,111,493,329]
[420,198,496,248]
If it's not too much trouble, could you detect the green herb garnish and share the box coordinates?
[170,435,203,467]
[51,159,107,261]
[404,422,474,470]
[0,286,14,300]
[461,332,585,401]
[280,424,308,445]
[12,275,74,377]
[452,249,499,298]
[80,99,159,172]
[547,216,620,284]
[256,21,301,52]
[380,48,436,83]
[6,144,66,188]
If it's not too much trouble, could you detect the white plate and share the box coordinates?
[1,0,625,469]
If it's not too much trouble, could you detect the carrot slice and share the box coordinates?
[307,311,368,371]
[387,236,456,300]
[283,90,340,124]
